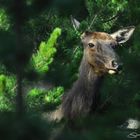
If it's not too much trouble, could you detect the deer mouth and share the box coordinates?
[108,67,122,75]
[106,62,123,75]
[108,69,117,74]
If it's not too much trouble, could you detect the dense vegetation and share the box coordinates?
[0,0,140,139]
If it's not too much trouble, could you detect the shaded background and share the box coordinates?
[0,0,140,139]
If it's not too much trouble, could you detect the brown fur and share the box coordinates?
[61,31,120,120]
[92,32,114,40]
[61,55,104,120]
[47,26,135,122]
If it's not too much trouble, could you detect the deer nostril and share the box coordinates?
[111,60,118,68]
[117,64,123,71]
[111,60,123,71]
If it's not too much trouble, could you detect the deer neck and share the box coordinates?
[62,54,104,119]
[77,55,104,112]
[79,54,104,92]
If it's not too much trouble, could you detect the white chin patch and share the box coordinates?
[108,70,116,74]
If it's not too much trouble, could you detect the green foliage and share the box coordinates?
[0,74,6,93]
[31,27,62,73]
[0,113,50,140]
[0,74,16,111]
[0,8,10,31]
[86,0,128,31]
[0,0,140,139]
[133,93,140,103]
[26,88,47,111]
[45,86,64,105]
[26,86,64,111]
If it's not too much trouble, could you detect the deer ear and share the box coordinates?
[110,26,135,44]
[71,15,81,30]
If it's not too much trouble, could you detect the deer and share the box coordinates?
[45,19,135,122]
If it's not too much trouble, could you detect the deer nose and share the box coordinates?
[117,64,123,71]
[111,60,123,71]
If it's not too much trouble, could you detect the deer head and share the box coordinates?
[81,27,135,75]
[71,17,135,75]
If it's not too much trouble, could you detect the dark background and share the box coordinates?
[0,0,140,139]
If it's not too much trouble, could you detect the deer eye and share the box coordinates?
[88,43,95,48]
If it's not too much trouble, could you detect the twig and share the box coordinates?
[101,12,121,23]
[88,14,98,30]
[98,95,112,111]
[73,46,79,54]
